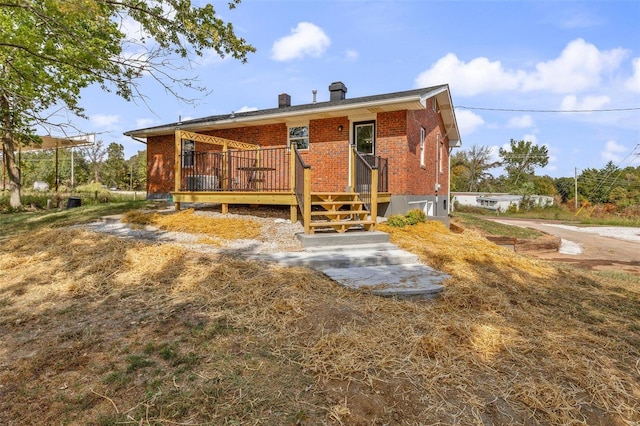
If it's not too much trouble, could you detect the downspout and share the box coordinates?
[435,133,440,217]
[448,145,453,214]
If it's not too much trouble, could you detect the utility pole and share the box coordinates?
[574,167,578,210]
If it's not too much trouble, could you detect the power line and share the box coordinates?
[457,106,640,113]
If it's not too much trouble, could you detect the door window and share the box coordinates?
[354,121,375,155]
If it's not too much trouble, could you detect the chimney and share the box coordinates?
[278,93,291,108]
[329,81,347,101]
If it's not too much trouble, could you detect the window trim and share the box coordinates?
[288,124,309,150]
[353,120,376,155]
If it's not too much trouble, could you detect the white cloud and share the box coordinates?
[345,49,359,61]
[455,109,485,136]
[522,134,538,144]
[415,53,522,96]
[560,95,610,111]
[601,140,627,163]
[522,39,627,93]
[91,114,119,128]
[415,39,627,97]
[560,13,602,29]
[135,118,155,128]
[625,57,640,93]
[235,106,258,113]
[507,115,534,128]
[271,22,330,61]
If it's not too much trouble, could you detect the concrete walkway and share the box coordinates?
[254,232,449,300]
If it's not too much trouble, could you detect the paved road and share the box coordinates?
[487,218,640,275]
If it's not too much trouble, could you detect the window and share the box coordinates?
[439,140,444,174]
[433,98,438,112]
[354,121,375,154]
[289,126,309,150]
[182,139,194,168]
[420,127,426,168]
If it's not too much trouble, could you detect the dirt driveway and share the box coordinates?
[487,218,640,276]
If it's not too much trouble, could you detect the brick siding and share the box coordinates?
[146,99,451,197]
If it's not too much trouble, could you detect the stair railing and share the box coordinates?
[293,146,312,234]
[353,148,379,224]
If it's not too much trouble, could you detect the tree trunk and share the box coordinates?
[1,132,22,209]
[0,92,22,209]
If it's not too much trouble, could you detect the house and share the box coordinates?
[124,82,462,234]
[452,192,554,212]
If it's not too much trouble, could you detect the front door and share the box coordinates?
[354,121,375,155]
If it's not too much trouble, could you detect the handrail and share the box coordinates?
[353,149,375,210]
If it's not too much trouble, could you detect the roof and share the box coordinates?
[477,195,523,202]
[124,84,461,145]
[19,134,95,153]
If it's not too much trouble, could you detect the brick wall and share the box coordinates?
[146,101,452,197]
[147,134,174,194]
[299,117,350,191]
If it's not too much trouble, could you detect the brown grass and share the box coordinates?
[0,219,638,425]
[122,208,262,240]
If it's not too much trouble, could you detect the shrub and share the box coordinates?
[387,214,408,228]
[405,208,427,225]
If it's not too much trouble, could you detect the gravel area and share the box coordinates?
[76,208,306,255]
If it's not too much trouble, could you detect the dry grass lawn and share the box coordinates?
[0,213,639,425]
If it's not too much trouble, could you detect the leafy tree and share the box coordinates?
[499,139,549,188]
[126,150,146,191]
[80,140,107,183]
[532,175,557,197]
[608,186,628,207]
[553,177,575,203]
[1,0,254,208]
[102,143,126,189]
[450,145,499,192]
[578,161,620,204]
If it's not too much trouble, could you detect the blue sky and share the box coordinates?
[69,0,640,178]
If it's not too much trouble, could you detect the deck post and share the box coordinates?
[221,143,228,213]
[370,168,379,231]
[349,146,356,191]
[289,148,297,223]
[174,130,182,211]
[303,167,312,234]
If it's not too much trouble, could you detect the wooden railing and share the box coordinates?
[293,146,312,234]
[179,147,290,192]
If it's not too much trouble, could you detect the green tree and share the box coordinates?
[80,140,107,183]
[553,177,575,203]
[103,143,126,189]
[1,0,254,208]
[578,161,620,204]
[126,150,147,191]
[608,186,628,207]
[532,175,557,197]
[499,139,549,188]
[450,145,499,192]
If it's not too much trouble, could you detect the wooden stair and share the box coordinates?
[307,192,376,234]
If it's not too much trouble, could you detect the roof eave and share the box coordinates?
[125,92,439,138]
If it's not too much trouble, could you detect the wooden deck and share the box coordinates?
[171,130,390,233]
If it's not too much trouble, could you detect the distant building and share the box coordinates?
[33,181,49,191]
[452,192,553,212]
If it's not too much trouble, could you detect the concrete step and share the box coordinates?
[257,247,419,269]
[296,230,389,248]
[321,264,447,300]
